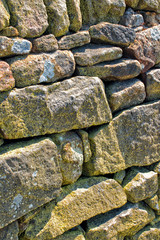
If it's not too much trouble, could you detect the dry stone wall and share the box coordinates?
[0,0,160,239]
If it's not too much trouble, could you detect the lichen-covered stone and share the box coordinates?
[83,101,160,176]
[125,25,160,73]
[44,0,70,37]
[8,50,75,87]
[85,202,155,240]
[72,44,122,66]
[125,0,139,8]
[53,226,85,240]
[7,0,48,38]
[123,168,158,203]
[0,37,32,58]
[66,0,82,32]
[105,0,126,23]
[22,177,127,239]
[76,130,92,163]
[0,221,19,240]
[142,69,160,101]
[0,0,10,31]
[0,61,15,92]
[0,76,112,139]
[89,22,135,47]
[76,59,142,81]
[136,0,160,13]
[106,78,146,112]
[145,194,160,211]
[58,31,90,49]
[51,131,83,185]
[0,26,19,37]
[0,138,62,228]
[32,34,58,53]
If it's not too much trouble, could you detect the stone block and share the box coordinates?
[0,61,15,92]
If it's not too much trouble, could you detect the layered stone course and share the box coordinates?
[0,1,160,239]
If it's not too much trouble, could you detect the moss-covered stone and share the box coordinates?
[136,0,160,13]
[0,26,19,37]
[106,0,126,23]
[44,0,70,37]
[22,177,127,239]
[125,0,139,8]
[0,221,19,240]
[0,76,112,139]
[66,0,82,32]
[0,138,62,228]
[145,193,160,211]
[0,0,10,31]
[7,0,48,38]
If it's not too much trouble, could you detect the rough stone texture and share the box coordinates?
[0,221,19,240]
[142,11,160,27]
[76,130,92,163]
[123,168,158,203]
[8,51,75,87]
[89,22,135,47]
[0,26,19,37]
[76,59,142,81]
[0,76,112,139]
[125,25,160,73]
[44,0,70,37]
[0,138,62,228]
[85,202,155,240]
[0,37,32,58]
[113,170,126,184]
[120,8,144,28]
[66,0,82,32]
[32,34,58,53]
[7,0,48,38]
[22,177,127,239]
[0,61,15,92]
[144,194,160,211]
[142,69,160,101]
[51,131,83,185]
[125,0,139,8]
[72,44,123,66]
[105,0,126,24]
[58,31,90,50]
[105,78,146,113]
[83,101,160,176]
[136,0,160,13]
[54,226,85,240]
[0,0,10,31]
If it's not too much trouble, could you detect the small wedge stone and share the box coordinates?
[76,130,92,163]
[145,194,160,211]
[32,34,58,53]
[0,26,19,37]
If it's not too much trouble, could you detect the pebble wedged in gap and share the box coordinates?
[0,76,112,139]
[8,50,75,87]
[76,59,142,81]
[72,44,122,66]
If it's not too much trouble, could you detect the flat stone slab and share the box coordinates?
[72,44,122,66]
[32,34,58,53]
[0,76,112,139]
[8,51,75,87]
[76,59,142,81]
[22,177,127,239]
[7,0,48,38]
[0,138,62,228]
[83,100,160,176]
[86,202,155,240]
[0,36,32,57]
[106,78,146,112]
[58,31,90,49]
[89,22,135,47]
[0,61,15,92]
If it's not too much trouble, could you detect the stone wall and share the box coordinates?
[0,0,160,239]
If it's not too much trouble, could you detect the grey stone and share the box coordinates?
[113,170,126,184]
[120,8,144,28]
[0,221,19,240]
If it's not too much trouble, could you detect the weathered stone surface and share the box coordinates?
[125,0,139,8]
[72,44,122,66]
[0,61,15,92]
[0,37,32,58]
[0,26,19,37]
[106,78,146,112]
[44,0,70,37]
[0,0,10,31]
[125,25,160,73]
[54,226,85,240]
[114,170,126,184]
[58,31,90,49]
[136,0,160,13]
[0,139,3,146]
[32,34,58,53]
[76,130,92,163]
[83,101,160,176]
[145,194,160,211]
[8,51,75,87]
[51,131,83,185]
[0,221,19,240]
[123,168,158,203]
[0,76,112,139]
[120,8,144,28]
[143,11,160,27]
[7,0,48,38]
[0,138,62,228]
[22,177,127,239]
[105,0,126,23]
[66,0,82,32]
[142,69,160,101]
[89,22,135,47]
[85,202,155,240]
[76,59,142,81]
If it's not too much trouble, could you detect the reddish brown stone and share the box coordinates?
[0,61,15,92]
